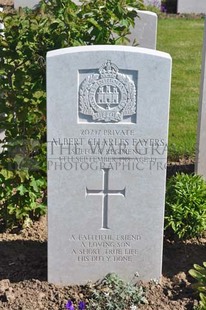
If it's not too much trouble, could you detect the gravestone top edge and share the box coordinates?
[129,8,158,17]
[47,45,171,61]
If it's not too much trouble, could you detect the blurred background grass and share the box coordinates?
[157,17,204,161]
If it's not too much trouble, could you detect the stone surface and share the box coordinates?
[47,45,172,285]
[0,7,3,30]
[178,0,206,14]
[196,19,206,179]
[14,0,39,9]
[144,0,161,9]
[129,10,157,49]
[0,130,5,153]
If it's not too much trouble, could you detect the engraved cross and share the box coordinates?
[86,168,126,230]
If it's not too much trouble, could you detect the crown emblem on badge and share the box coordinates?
[79,60,137,123]
[99,60,118,79]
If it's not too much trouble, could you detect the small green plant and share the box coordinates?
[189,262,206,310]
[86,273,147,309]
[165,173,206,239]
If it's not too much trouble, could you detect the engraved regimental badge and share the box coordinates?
[79,60,137,123]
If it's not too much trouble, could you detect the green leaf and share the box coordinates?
[30,177,40,192]
[17,184,28,196]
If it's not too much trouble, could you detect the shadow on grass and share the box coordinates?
[0,240,47,282]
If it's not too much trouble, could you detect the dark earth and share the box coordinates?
[0,0,206,308]
[0,209,205,310]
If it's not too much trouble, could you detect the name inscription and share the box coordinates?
[48,134,167,171]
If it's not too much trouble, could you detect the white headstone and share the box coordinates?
[14,0,40,9]
[0,130,5,153]
[129,10,157,49]
[47,45,172,285]
[144,0,161,9]
[196,19,206,179]
[0,7,3,31]
[178,0,206,14]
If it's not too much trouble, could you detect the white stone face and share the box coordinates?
[47,45,172,285]
[144,0,161,9]
[178,0,206,14]
[14,0,40,9]
[128,10,157,49]
[0,7,3,31]
[0,130,5,153]
[196,20,206,179]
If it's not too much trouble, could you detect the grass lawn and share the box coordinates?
[157,17,204,160]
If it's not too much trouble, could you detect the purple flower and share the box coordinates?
[161,4,167,12]
[78,301,86,310]
[65,300,75,310]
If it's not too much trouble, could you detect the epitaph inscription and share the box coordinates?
[70,234,141,263]
[86,168,126,230]
[79,60,137,123]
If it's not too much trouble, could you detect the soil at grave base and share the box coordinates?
[0,215,205,310]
